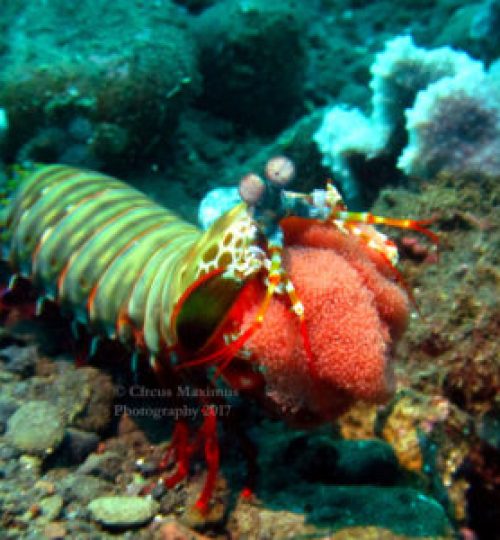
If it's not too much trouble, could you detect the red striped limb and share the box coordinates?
[331,210,439,244]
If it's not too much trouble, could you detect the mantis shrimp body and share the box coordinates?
[0,159,438,513]
[1,165,261,356]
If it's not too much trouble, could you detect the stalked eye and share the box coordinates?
[239,173,266,206]
[264,156,295,187]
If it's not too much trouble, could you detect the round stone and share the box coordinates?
[6,401,65,456]
[87,496,159,529]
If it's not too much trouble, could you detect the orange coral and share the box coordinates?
[241,219,409,423]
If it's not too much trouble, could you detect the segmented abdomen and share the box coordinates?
[3,165,201,353]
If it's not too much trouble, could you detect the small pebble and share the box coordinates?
[61,473,114,504]
[6,401,65,456]
[34,479,56,495]
[62,428,100,464]
[0,345,37,377]
[77,451,122,481]
[43,521,67,540]
[88,495,159,528]
[38,494,64,522]
[0,397,19,433]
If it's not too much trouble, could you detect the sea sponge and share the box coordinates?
[313,106,388,204]
[242,220,409,423]
[398,65,500,178]
[370,35,482,147]
[313,35,496,202]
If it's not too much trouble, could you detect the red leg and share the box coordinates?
[195,406,219,514]
[141,406,220,514]
[161,420,191,488]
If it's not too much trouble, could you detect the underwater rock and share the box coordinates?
[68,367,115,434]
[35,364,115,434]
[0,0,200,171]
[0,344,38,377]
[300,485,451,536]
[229,502,315,540]
[87,495,159,529]
[56,428,100,465]
[193,0,306,134]
[247,418,453,536]
[41,521,67,540]
[37,494,64,523]
[77,451,123,482]
[0,396,19,434]
[259,428,400,489]
[6,400,65,456]
[59,473,115,505]
[231,487,451,539]
[325,439,400,486]
[12,361,115,435]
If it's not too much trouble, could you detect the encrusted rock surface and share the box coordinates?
[87,495,159,528]
[6,400,65,456]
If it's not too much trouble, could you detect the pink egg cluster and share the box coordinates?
[242,219,409,423]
